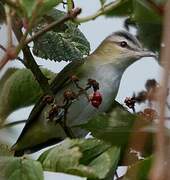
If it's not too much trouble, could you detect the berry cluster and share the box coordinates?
[43,75,103,123]
[124,79,170,123]
[70,75,103,109]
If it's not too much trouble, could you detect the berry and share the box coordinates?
[70,75,79,82]
[88,79,99,91]
[43,95,54,104]
[124,97,136,109]
[64,90,76,100]
[90,91,102,108]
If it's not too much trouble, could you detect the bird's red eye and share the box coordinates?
[120,41,128,48]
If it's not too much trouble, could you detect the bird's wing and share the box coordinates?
[14,59,85,144]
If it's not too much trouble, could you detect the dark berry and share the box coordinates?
[64,90,76,100]
[124,97,136,109]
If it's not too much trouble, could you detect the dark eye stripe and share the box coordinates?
[113,41,137,51]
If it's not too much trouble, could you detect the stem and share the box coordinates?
[74,0,121,23]
[0,120,27,129]
[61,100,75,138]
[5,5,13,47]
[12,19,52,94]
[59,121,75,138]
[150,1,170,180]
[25,7,81,45]
[0,44,6,52]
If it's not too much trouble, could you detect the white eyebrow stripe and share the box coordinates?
[107,31,142,49]
[108,35,142,51]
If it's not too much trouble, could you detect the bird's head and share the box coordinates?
[92,31,157,66]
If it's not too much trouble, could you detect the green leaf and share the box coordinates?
[0,144,14,156]
[106,0,133,17]
[38,138,120,179]
[123,156,152,180]
[0,68,18,93]
[0,156,44,180]
[19,0,36,18]
[99,0,106,6]
[19,0,62,18]
[32,9,90,62]
[107,0,162,23]
[132,0,162,24]
[79,107,136,146]
[0,68,55,123]
[137,23,162,52]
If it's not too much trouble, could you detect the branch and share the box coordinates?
[74,0,122,23]
[25,7,81,45]
[150,1,170,180]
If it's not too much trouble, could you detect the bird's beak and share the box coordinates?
[139,49,158,59]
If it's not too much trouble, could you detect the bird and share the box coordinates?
[12,31,156,156]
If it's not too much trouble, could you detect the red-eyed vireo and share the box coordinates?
[12,31,156,155]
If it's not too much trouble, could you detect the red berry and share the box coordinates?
[90,91,102,108]
[91,100,100,108]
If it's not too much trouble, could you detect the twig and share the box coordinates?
[0,44,6,52]
[147,0,164,15]
[59,100,75,138]
[150,1,170,180]
[25,7,81,45]
[12,19,52,94]
[74,0,121,23]
[0,120,27,129]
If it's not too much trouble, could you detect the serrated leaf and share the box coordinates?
[0,68,55,123]
[0,156,44,180]
[19,0,62,18]
[38,138,120,179]
[123,156,152,180]
[79,107,137,146]
[32,9,90,62]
